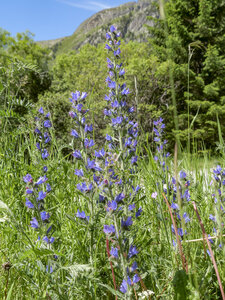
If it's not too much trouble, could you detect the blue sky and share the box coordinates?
[0,0,137,41]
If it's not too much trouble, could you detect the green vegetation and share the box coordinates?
[147,0,225,149]
[1,0,225,299]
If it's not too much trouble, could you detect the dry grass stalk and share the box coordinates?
[192,201,225,300]
[162,193,188,273]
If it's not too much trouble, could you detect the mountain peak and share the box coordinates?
[39,0,158,55]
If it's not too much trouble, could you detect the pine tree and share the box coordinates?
[147,0,225,150]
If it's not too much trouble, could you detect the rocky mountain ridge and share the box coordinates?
[39,0,157,54]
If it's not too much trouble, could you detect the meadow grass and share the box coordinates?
[0,122,225,299]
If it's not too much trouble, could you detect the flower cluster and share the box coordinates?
[103,25,142,296]
[69,91,97,223]
[152,118,191,244]
[208,165,225,249]
[24,107,54,272]
[170,172,191,242]
[153,118,170,169]
[35,107,52,159]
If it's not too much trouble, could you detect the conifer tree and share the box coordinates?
[147,0,225,150]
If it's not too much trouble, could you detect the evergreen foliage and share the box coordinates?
[146,0,225,149]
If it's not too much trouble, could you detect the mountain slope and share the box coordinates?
[39,0,157,55]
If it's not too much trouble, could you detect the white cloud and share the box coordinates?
[89,1,111,9]
[57,0,111,12]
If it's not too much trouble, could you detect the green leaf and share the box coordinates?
[61,264,93,279]
[0,200,9,210]
[98,283,123,298]
[6,282,14,300]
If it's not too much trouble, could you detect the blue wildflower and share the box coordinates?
[42,149,49,159]
[44,120,52,128]
[37,191,47,201]
[128,245,138,258]
[76,209,89,221]
[40,211,50,221]
[103,224,115,235]
[72,150,82,159]
[135,207,142,218]
[74,169,84,177]
[71,129,79,138]
[121,216,133,229]
[30,217,39,229]
[107,201,117,211]
[23,174,33,183]
[120,279,127,293]
[39,107,44,114]
[25,198,34,209]
[110,247,118,258]
[46,183,51,192]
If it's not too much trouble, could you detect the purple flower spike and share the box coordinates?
[106,134,112,141]
[69,111,77,118]
[114,48,121,56]
[119,68,125,76]
[171,202,179,210]
[115,192,125,202]
[213,165,222,175]
[135,207,142,218]
[43,236,49,243]
[84,138,95,148]
[43,236,54,244]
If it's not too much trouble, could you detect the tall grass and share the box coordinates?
[1,121,224,299]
